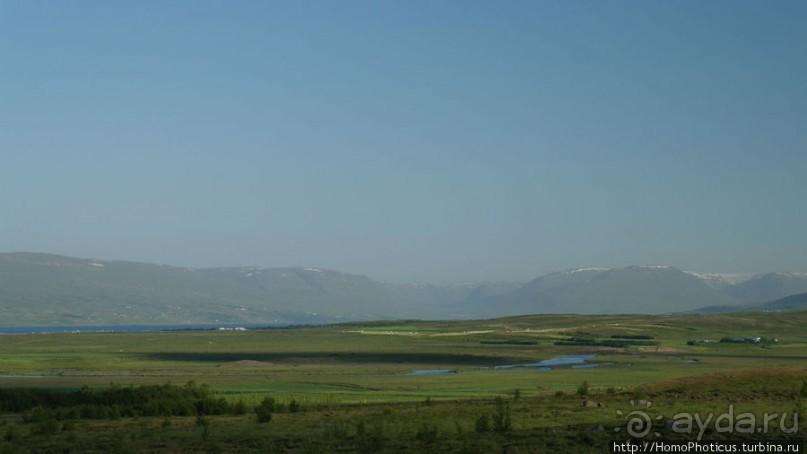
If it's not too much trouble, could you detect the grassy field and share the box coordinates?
[1,311,806,452]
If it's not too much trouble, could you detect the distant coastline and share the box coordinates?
[0,322,295,334]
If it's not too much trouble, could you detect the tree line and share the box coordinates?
[0,381,235,419]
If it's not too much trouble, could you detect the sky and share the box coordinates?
[1,1,806,283]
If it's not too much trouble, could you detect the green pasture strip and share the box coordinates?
[0,311,804,407]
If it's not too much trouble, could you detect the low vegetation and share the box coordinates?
[0,381,234,418]
[0,311,806,451]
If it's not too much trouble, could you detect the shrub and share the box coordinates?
[288,399,300,413]
[0,382,234,419]
[3,425,20,443]
[474,413,490,433]
[577,381,589,396]
[29,406,61,434]
[196,415,211,441]
[232,400,247,416]
[492,397,512,433]
[323,422,348,439]
[355,424,385,453]
[34,418,60,436]
[255,398,274,423]
[415,422,439,445]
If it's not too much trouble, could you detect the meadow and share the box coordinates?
[1,311,806,452]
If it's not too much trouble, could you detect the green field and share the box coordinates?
[1,312,806,452]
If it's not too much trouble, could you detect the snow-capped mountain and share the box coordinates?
[2,252,807,325]
[455,266,807,316]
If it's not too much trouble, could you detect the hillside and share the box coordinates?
[3,252,807,325]
[0,253,430,325]
[695,291,807,313]
[722,272,807,303]
[0,252,509,325]
[459,266,740,316]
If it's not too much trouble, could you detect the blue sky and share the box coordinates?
[1,1,805,282]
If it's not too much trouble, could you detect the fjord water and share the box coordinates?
[494,354,599,369]
[0,323,292,334]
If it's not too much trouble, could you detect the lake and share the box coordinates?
[494,354,599,369]
[405,355,606,375]
[406,369,457,376]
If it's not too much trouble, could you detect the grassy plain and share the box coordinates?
[1,311,806,452]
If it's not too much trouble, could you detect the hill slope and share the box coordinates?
[695,291,807,313]
[722,273,807,303]
[458,266,740,316]
[0,253,429,325]
[3,252,807,325]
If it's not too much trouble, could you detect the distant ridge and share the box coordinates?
[694,292,807,314]
[2,252,807,326]
[0,252,509,326]
[458,265,739,316]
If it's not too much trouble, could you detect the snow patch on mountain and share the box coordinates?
[568,267,612,274]
[684,271,754,286]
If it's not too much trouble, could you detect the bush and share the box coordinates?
[492,397,512,433]
[255,398,274,423]
[232,400,247,416]
[3,425,20,443]
[0,382,234,419]
[288,399,300,413]
[474,413,490,433]
[355,424,385,453]
[577,381,589,396]
[196,415,210,441]
[415,422,439,445]
[34,419,60,436]
[323,422,348,439]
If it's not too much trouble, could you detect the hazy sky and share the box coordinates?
[2,1,806,283]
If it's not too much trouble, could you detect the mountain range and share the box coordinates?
[2,252,807,326]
